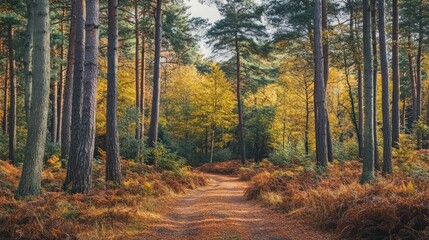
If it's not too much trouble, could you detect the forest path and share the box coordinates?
[139,174,333,240]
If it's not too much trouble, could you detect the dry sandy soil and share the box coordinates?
[139,174,334,240]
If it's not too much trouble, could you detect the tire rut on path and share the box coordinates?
[139,174,333,240]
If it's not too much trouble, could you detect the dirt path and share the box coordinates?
[139,174,334,240]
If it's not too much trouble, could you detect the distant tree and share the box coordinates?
[24,0,34,123]
[392,0,400,148]
[16,0,50,197]
[8,24,16,164]
[207,0,266,164]
[61,0,76,165]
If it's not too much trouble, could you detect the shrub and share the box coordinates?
[212,148,233,162]
[145,144,185,173]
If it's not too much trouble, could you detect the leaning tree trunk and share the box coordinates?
[16,0,50,198]
[148,0,163,157]
[378,0,392,174]
[314,0,328,168]
[106,0,121,184]
[235,36,246,165]
[24,0,34,123]
[392,0,400,148]
[361,0,375,184]
[61,0,77,166]
[8,25,16,164]
[71,0,100,194]
[64,0,85,189]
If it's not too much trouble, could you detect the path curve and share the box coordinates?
[139,174,333,240]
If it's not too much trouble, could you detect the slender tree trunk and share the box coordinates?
[378,0,392,174]
[314,0,328,168]
[51,62,58,143]
[235,37,246,165]
[408,41,417,125]
[140,32,146,138]
[71,0,100,194]
[349,2,363,159]
[2,42,8,136]
[64,0,85,189]
[135,1,141,143]
[106,0,121,184]
[61,0,77,166]
[16,0,50,197]
[8,25,16,164]
[361,0,375,183]
[57,7,66,144]
[402,97,406,128]
[344,51,360,145]
[371,0,380,170]
[322,0,333,163]
[210,128,215,163]
[24,0,34,123]
[392,0,400,148]
[148,0,163,159]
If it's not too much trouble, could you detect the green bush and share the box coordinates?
[333,139,359,162]
[213,148,233,162]
[145,144,185,173]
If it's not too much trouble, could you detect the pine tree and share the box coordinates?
[16,0,50,197]
[106,0,121,184]
[207,0,266,164]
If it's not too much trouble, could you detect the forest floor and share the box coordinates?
[140,174,333,240]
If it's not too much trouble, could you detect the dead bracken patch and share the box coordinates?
[0,159,207,239]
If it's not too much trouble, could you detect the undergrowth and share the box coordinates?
[0,157,207,239]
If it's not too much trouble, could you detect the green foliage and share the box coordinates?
[269,147,312,168]
[145,144,185,173]
[212,148,234,162]
[333,140,359,162]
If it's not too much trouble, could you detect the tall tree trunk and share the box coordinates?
[314,0,328,168]
[51,60,58,143]
[64,0,85,189]
[322,0,333,163]
[24,0,34,123]
[61,0,77,165]
[349,1,363,159]
[361,0,375,183]
[106,0,121,184]
[135,1,141,143]
[8,25,16,164]
[378,0,392,174]
[2,41,8,136]
[344,50,360,147]
[235,36,246,165]
[140,32,146,138]
[71,0,100,194]
[16,0,50,197]
[392,0,400,148]
[57,7,66,144]
[148,0,163,157]
[408,36,417,125]
[371,0,380,171]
